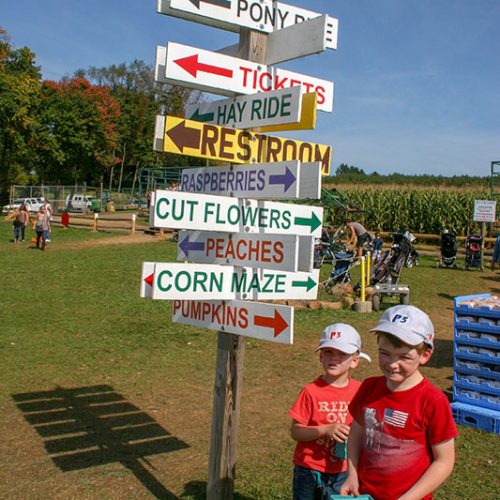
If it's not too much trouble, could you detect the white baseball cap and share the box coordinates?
[316,323,371,362]
[370,305,434,348]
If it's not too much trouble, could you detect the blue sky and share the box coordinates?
[2,0,499,176]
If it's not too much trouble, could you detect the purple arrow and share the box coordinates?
[179,235,205,257]
[269,166,296,193]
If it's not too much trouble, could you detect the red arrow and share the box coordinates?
[254,310,288,337]
[144,273,154,287]
[174,54,233,79]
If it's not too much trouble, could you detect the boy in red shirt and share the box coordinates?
[341,305,458,500]
[289,324,371,499]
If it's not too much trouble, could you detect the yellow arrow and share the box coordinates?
[256,92,317,133]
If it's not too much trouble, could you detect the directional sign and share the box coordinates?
[179,161,321,200]
[155,42,334,112]
[219,15,337,65]
[152,189,324,237]
[172,299,294,345]
[140,262,156,298]
[158,0,338,50]
[185,86,303,130]
[177,231,314,272]
[143,263,319,300]
[154,115,332,174]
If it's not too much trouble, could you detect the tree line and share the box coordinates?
[0,28,201,196]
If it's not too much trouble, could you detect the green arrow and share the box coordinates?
[189,108,215,123]
[292,277,317,292]
[294,212,322,233]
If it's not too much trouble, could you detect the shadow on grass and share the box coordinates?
[12,384,187,499]
[181,480,255,499]
[427,338,454,369]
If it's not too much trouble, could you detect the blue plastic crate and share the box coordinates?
[455,319,500,337]
[455,359,500,381]
[454,294,500,320]
[454,345,500,365]
[451,401,500,433]
[453,387,500,411]
[454,328,500,350]
[454,373,500,397]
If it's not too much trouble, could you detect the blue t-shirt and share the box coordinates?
[373,237,383,251]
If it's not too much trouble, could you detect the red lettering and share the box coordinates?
[240,66,252,87]
[316,85,325,105]
[302,82,314,93]
[206,238,215,255]
[259,72,273,91]
[290,79,302,88]
[238,308,249,329]
[274,74,288,89]
[173,300,181,314]
[274,241,284,263]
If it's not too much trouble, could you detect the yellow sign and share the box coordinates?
[257,92,317,133]
[162,115,332,175]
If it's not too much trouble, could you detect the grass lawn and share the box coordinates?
[0,219,498,499]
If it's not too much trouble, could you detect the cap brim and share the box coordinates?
[370,323,428,347]
[315,340,358,354]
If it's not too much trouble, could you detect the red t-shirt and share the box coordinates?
[349,376,458,500]
[289,377,361,473]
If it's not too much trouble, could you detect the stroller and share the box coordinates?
[438,230,457,268]
[313,229,335,268]
[369,231,417,286]
[465,235,483,271]
[321,238,357,290]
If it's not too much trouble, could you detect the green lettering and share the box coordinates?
[157,270,172,292]
[232,272,247,292]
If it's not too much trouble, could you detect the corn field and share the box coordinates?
[325,188,491,235]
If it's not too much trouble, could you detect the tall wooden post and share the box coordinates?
[206,28,267,500]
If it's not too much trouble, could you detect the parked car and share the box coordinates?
[65,194,94,212]
[2,197,45,214]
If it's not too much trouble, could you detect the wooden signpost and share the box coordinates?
[143,2,339,497]
[155,42,334,112]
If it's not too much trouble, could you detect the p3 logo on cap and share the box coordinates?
[329,331,342,339]
[391,314,408,324]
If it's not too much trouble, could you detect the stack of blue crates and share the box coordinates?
[451,294,500,433]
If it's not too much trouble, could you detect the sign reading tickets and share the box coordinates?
[155,115,332,174]
[155,42,334,112]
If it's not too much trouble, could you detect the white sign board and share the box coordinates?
[158,0,338,50]
[152,190,324,237]
[177,231,314,272]
[142,263,319,301]
[155,42,334,112]
[473,200,497,222]
[179,161,321,200]
[185,86,302,129]
[172,299,293,344]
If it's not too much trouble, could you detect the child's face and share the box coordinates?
[377,335,432,387]
[319,348,358,380]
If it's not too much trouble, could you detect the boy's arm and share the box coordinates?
[398,438,455,500]
[290,419,350,444]
[340,420,363,496]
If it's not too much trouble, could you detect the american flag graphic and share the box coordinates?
[383,408,408,428]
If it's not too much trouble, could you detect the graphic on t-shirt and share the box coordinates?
[318,400,349,424]
[364,408,381,448]
[383,408,408,428]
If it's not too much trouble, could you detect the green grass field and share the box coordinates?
[0,219,498,499]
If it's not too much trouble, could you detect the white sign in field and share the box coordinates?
[179,161,322,200]
[172,299,294,344]
[151,189,324,237]
[473,200,497,222]
[184,86,303,129]
[142,263,319,301]
[177,230,314,272]
[158,0,338,50]
[155,42,334,112]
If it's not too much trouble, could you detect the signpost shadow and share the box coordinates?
[12,384,188,499]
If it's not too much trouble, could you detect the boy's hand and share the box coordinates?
[323,423,350,444]
[340,475,359,496]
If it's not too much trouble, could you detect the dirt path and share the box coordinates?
[57,233,171,250]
